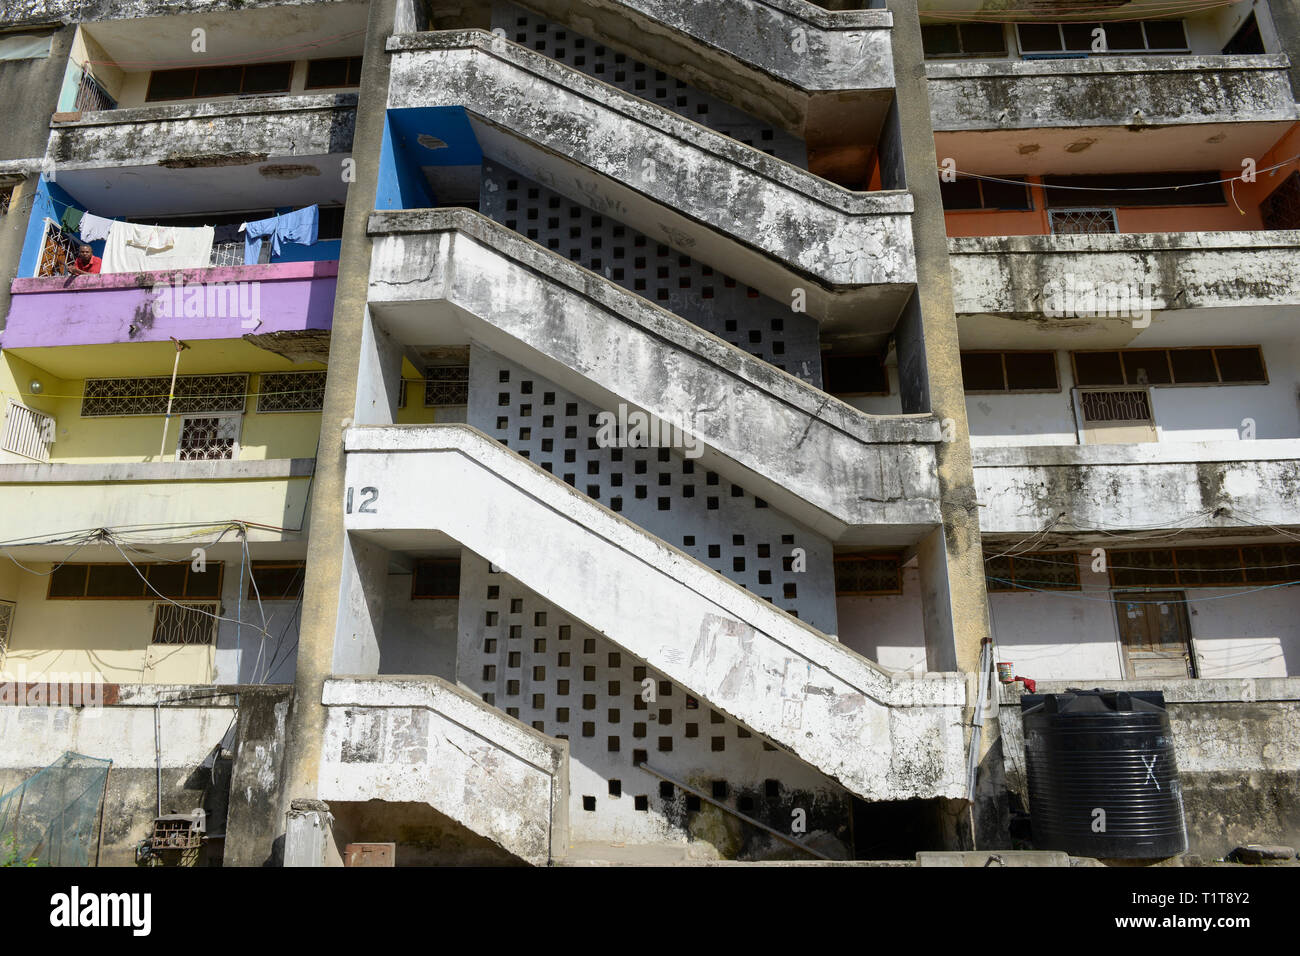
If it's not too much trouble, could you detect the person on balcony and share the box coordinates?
[64,243,101,276]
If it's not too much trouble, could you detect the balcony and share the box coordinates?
[973,440,1300,542]
[949,230,1300,322]
[928,55,1299,175]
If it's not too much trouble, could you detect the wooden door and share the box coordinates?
[1114,592,1194,679]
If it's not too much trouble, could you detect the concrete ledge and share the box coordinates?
[1000,677,1300,706]
[0,458,315,483]
[10,260,338,295]
[973,440,1300,468]
[49,92,358,128]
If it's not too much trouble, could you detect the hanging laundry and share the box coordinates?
[243,204,319,265]
[59,205,85,234]
[212,223,242,245]
[101,222,214,274]
[79,212,114,243]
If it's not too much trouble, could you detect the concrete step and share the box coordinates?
[317,675,569,866]
[365,207,942,542]
[340,423,969,804]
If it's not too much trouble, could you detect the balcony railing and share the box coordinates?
[35,220,275,276]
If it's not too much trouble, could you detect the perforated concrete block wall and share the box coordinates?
[466,345,839,634]
[455,552,852,853]
[480,161,824,386]
[492,1,810,168]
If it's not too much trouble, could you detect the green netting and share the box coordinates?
[0,752,112,867]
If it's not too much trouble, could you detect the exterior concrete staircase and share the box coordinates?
[366,207,942,541]
[317,674,569,866]
[342,424,968,804]
[385,29,915,321]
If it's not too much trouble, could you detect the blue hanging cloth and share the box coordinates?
[243,205,319,265]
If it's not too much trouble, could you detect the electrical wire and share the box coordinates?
[939,156,1300,194]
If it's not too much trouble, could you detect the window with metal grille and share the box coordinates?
[177,415,240,460]
[0,600,14,665]
[1078,389,1151,424]
[81,374,247,417]
[423,366,469,407]
[0,185,13,216]
[833,555,902,596]
[1073,347,1267,387]
[1048,208,1118,235]
[986,552,1080,592]
[48,562,224,600]
[257,371,326,413]
[1261,172,1300,230]
[1110,545,1300,589]
[36,218,78,276]
[73,70,116,111]
[2,400,55,461]
[151,602,219,645]
[961,351,1059,392]
[412,558,462,599]
[248,562,306,600]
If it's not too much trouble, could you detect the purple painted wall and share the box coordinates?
[2,262,337,349]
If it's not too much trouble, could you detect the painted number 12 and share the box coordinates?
[346,486,379,514]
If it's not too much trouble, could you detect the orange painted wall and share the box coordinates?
[942,124,1300,237]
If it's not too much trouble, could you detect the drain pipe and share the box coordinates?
[966,637,994,802]
[154,701,162,817]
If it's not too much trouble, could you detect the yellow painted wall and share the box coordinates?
[2,355,320,463]
[0,565,213,684]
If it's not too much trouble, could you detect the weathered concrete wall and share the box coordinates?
[0,685,288,866]
[342,424,970,803]
[366,208,942,540]
[927,55,1300,131]
[974,441,1300,536]
[384,31,915,322]
[220,687,292,866]
[1000,679,1300,859]
[0,26,72,162]
[0,0,356,25]
[950,232,1300,319]
[46,93,356,170]
[318,676,569,866]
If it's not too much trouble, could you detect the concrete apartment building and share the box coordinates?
[0,0,1295,866]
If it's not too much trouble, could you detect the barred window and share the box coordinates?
[257,371,326,413]
[423,366,469,407]
[834,555,902,596]
[48,562,224,600]
[82,374,247,417]
[177,414,240,461]
[1110,545,1300,589]
[151,602,219,645]
[986,552,1080,592]
[0,185,13,216]
[412,558,461,599]
[0,600,14,664]
[1078,389,1151,425]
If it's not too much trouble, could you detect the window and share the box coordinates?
[986,552,1080,592]
[151,603,219,645]
[2,400,55,462]
[1044,173,1223,208]
[1078,389,1152,425]
[1110,545,1300,589]
[248,562,305,600]
[257,371,326,413]
[412,558,462,599]
[1017,20,1188,56]
[960,351,1058,392]
[834,555,902,596]
[922,22,1007,58]
[0,184,13,216]
[821,353,889,396]
[1072,347,1267,387]
[0,600,13,665]
[82,374,247,417]
[423,366,469,407]
[305,56,363,88]
[48,562,224,600]
[1048,208,1117,235]
[146,62,293,101]
[1261,172,1300,230]
[0,31,53,61]
[940,176,1032,211]
[177,414,241,461]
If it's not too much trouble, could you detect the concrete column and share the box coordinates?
[279,0,398,840]
[332,535,391,675]
[886,0,1005,850]
[885,0,991,676]
[1268,0,1300,98]
[354,308,405,426]
[283,799,343,868]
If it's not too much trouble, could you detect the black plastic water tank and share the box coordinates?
[1021,688,1187,859]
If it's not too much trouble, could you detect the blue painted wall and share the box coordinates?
[376,106,482,210]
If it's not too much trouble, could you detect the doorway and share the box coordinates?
[1113,591,1195,678]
